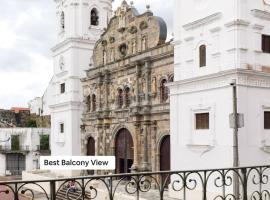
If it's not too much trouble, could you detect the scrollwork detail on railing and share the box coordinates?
[18,182,50,200]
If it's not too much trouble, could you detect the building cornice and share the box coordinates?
[183,12,222,30]
[168,69,270,95]
[51,37,97,52]
[251,9,270,21]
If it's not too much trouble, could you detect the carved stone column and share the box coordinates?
[104,70,110,111]
[144,60,151,105]
[135,63,141,106]
[98,72,103,111]
[131,122,140,172]
[141,121,150,171]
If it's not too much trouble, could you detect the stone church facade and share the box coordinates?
[81,1,173,173]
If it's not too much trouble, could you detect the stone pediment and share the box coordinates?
[92,1,167,67]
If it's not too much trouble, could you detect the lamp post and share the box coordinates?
[230,79,239,199]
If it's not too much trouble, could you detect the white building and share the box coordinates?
[28,78,54,116]
[170,0,270,171]
[0,128,50,176]
[48,0,112,176]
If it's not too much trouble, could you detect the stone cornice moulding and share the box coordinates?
[252,9,270,21]
[183,12,222,31]
[51,37,97,52]
[170,39,182,46]
[252,23,265,30]
[168,69,270,95]
[225,19,250,27]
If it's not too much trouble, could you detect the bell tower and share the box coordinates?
[49,0,112,176]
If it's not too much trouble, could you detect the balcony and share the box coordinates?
[36,145,51,155]
[0,165,269,200]
[0,145,30,154]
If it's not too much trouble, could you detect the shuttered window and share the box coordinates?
[199,45,206,67]
[264,111,270,129]
[195,113,209,130]
[262,35,270,53]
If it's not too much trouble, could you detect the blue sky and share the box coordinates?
[0,0,172,109]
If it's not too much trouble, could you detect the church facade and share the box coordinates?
[81,1,173,173]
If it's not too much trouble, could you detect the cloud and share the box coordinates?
[0,0,172,109]
[0,0,55,109]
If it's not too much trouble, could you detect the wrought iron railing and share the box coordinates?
[0,165,269,200]
[0,145,30,153]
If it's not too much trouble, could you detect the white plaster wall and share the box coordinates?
[170,85,234,170]
[49,0,112,177]
[0,154,6,176]
[174,0,270,81]
[0,128,50,175]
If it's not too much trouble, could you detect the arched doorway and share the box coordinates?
[87,137,95,175]
[115,129,134,174]
[160,135,170,187]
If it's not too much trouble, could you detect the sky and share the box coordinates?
[0,0,172,109]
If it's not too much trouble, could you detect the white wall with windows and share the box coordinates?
[170,1,270,197]
[0,128,50,176]
[49,0,112,177]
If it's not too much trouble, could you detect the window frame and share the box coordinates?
[195,112,210,130]
[90,8,99,26]
[199,44,206,67]
[262,34,270,53]
[60,83,65,94]
[264,111,270,129]
[60,123,64,134]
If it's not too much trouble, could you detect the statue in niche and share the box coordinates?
[141,78,146,94]
[132,39,136,54]
[151,76,157,95]
[142,36,147,51]
[110,49,114,62]
[116,1,128,30]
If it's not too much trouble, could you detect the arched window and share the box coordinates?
[60,11,65,30]
[118,89,123,108]
[92,94,96,111]
[199,45,206,67]
[160,79,168,103]
[86,95,91,112]
[91,8,99,26]
[124,87,130,107]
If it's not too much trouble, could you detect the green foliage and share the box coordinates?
[11,135,20,151]
[40,135,50,150]
[27,119,37,127]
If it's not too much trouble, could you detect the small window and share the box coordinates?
[118,89,123,108]
[60,11,65,30]
[86,95,91,112]
[195,113,209,130]
[264,111,270,129]
[40,135,50,151]
[124,87,130,107]
[60,83,65,94]
[262,35,270,53]
[91,8,99,26]
[92,94,96,111]
[199,45,206,67]
[60,123,64,133]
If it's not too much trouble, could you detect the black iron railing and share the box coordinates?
[0,145,30,153]
[0,165,269,200]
